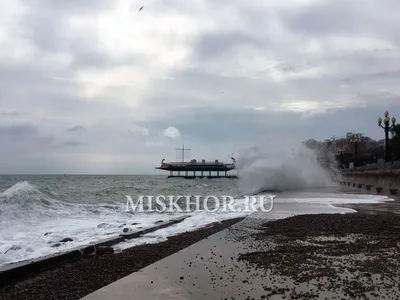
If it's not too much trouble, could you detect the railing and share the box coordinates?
[342,160,400,173]
[168,161,226,166]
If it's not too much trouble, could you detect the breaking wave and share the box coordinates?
[0,181,123,222]
[237,144,336,194]
[0,180,246,267]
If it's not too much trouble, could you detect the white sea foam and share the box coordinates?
[115,145,392,250]
[0,181,258,267]
[114,192,393,250]
[0,182,393,266]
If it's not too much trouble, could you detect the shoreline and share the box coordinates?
[2,189,399,299]
[0,217,244,300]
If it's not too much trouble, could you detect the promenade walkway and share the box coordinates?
[81,188,398,299]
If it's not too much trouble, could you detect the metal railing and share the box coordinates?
[342,160,400,172]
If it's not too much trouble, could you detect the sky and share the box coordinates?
[1,0,400,174]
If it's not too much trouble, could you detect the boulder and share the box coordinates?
[122,227,131,233]
[58,238,73,243]
[4,245,22,254]
[96,246,114,255]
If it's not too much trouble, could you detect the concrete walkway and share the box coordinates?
[81,188,395,300]
[81,216,273,300]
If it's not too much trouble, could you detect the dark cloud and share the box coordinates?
[1,0,400,173]
[0,124,38,136]
[148,106,314,145]
[279,0,400,42]
[194,31,266,60]
[0,111,27,117]
[0,61,131,124]
[22,0,114,14]
[67,125,86,132]
[15,0,117,70]
[146,67,284,109]
[281,1,368,36]
[60,140,84,147]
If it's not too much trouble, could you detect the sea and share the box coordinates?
[0,146,394,268]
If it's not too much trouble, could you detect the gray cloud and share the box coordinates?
[0,124,38,136]
[1,0,400,173]
[67,125,86,132]
[194,31,265,60]
[60,140,84,147]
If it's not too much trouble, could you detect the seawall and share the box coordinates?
[340,170,400,195]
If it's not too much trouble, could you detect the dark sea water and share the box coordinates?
[0,175,241,267]
[0,147,392,268]
[0,175,240,204]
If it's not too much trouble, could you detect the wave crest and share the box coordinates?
[237,144,335,194]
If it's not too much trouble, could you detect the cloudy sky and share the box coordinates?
[1,0,399,174]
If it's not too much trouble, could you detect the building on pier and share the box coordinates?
[155,145,238,179]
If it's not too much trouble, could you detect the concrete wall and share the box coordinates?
[341,170,400,195]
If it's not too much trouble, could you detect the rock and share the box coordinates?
[4,245,22,254]
[44,232,52,236]
[154,220,164,224]
[97,223,109,228]
[82,245,96,256]
[51,243,62,248]
[58,238,73,243]
[122,228,131,233]
[96,246,114,255]
[131,222,140,225]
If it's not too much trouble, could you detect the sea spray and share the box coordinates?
[236,143,336,195]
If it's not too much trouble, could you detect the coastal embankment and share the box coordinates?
[340,169,400,195]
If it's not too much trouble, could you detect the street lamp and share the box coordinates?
[378,110,397,162]
[350,134,361,167]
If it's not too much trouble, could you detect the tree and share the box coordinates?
[302,139,319,150]
[391,124,400,139]
[391,124,400,160]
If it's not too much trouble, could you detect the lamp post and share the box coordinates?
[350,135,361,167]
[378,110,396,162]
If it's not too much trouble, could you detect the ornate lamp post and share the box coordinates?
[378,110,396,162]
[350,135,361,167]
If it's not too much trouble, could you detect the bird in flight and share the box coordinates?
[139,6,144,11]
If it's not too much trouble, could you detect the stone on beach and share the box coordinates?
[4,245,22,254]
[96,246,114,255]
[58,238,73,243]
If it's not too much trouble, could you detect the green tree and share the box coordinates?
[391,124,400,160]
[391,124,400,139]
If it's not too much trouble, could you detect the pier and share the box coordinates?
[155,145,238,179]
